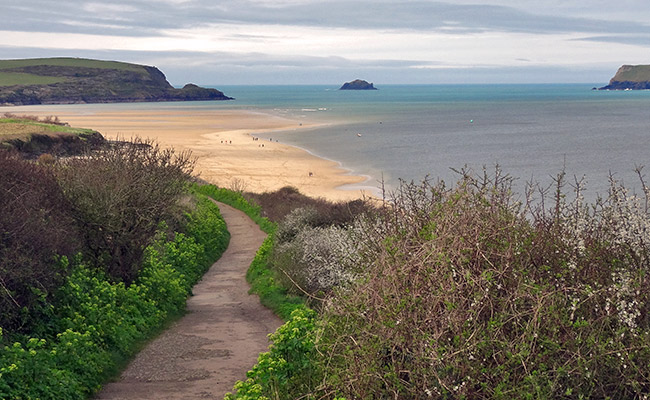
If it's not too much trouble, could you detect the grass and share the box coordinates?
[614,65,650,82]
[0,57,150,88]
[0,116,96,141]
[0,57,148,74]
[0,72,66,87]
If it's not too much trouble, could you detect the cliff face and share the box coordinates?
[340,79,378,90]
[0,58,233,105]
[599,65,650,90]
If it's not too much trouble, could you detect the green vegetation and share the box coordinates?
[0,72,66,87]
[0,58,146,88]
[0,57,149,73]
[225,169,650,399]
[1,115,105,159]
[4,123,649,399]
[0,57,231,105]
[0,141,229,399]
[611,64,650,82]
[0,114,96,139]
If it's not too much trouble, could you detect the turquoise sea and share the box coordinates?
[212,84,650,200]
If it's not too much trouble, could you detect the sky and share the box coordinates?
[3,0,650,86]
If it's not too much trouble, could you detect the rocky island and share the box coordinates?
[598,64,650,90]
[0,57,233,105]
[339,79,378,90]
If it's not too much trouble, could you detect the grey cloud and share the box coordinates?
[6,0,650,38]
[0,44,612,85]
[573,35,650,47]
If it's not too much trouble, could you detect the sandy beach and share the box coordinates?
[7,104,373,201]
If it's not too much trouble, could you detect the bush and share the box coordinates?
[274,215,371,296]
[0,150,78,332]
[314,171,650,399]
[271,196,377,297]
[245,185,370,225]
[0,193,229,399]
[56,138,195,282]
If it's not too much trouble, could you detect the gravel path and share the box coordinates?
[95,201,282,400]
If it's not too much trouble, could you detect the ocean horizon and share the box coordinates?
[207,83,650,201]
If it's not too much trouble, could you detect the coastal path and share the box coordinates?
[95,201,282,399]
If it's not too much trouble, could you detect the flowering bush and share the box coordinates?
[273,207,381,296]
[314,171,650,399]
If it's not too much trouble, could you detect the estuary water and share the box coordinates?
[214,84,650,200]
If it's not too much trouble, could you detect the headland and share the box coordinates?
[0,58,232,105]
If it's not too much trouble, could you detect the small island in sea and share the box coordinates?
[339,79,378,90]
[0,57,233,105]
[598,64,650,90]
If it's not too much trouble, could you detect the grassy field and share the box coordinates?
[614,65,650,82]
[0,57,148,73]
[0,71,66,87]
[0,116,96,141]
[0,57,149,87]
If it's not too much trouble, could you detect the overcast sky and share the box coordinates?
[3,0,650,85]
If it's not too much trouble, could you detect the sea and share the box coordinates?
[208,84,650,202]
[18,83,649,202]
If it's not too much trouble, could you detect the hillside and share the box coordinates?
[598,64,650,90]
[0,57,233,105]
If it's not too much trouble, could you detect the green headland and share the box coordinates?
[0,57,232,105]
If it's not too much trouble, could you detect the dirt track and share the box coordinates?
[95,201,282,399]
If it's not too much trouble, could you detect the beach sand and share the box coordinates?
[7,104,373,201]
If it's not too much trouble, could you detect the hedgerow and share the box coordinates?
[0,194,229,399]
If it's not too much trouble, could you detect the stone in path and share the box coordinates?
[95,201,283,399]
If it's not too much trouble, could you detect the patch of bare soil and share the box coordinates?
[95,201,282,399]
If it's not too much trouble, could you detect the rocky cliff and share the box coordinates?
[0,58,233,105]
[598,65,650,90]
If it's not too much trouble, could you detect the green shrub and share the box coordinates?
[56,138,195,282]
[0,193,229,399]
[0,150,78,332]
[225,307,319,400]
